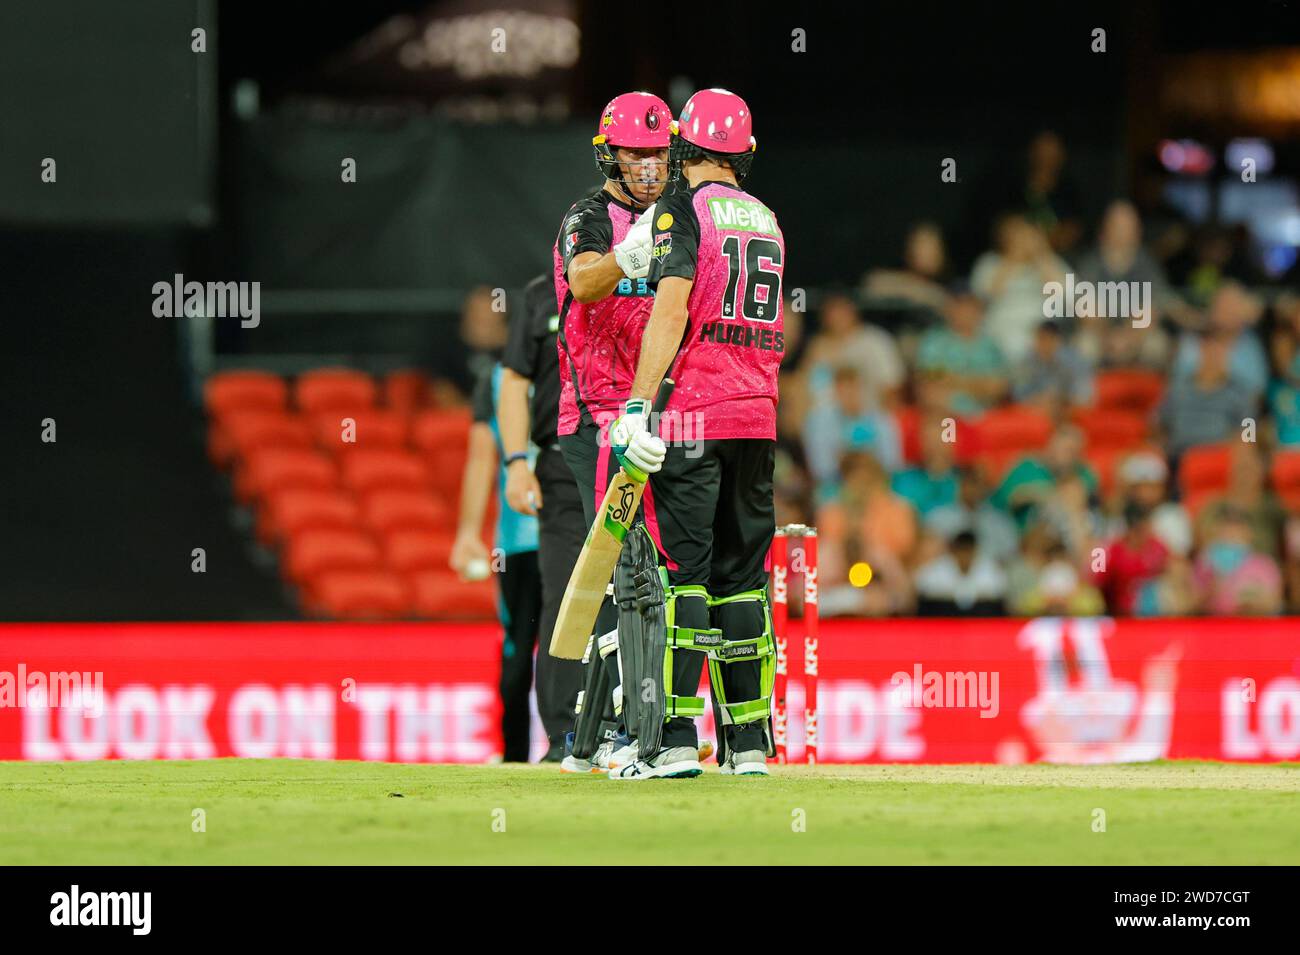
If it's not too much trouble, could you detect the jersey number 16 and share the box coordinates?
[720,235,782,323]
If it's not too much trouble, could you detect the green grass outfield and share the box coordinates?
[1,759,1297,865]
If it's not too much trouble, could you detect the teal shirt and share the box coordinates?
[917,328,1006,415]
[474,364,539,556]
[891,467,958,516]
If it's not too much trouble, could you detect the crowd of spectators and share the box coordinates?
[773,132,1300,618]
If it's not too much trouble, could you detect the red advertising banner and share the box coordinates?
[0,619,1297,763]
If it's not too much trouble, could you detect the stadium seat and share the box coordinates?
[894,405,921,464]
[974,405,1053,455]
[411,408,473,455]
[360,488,451,535]
[304,569,412,619]
[257,487,361,548]
[1269,449,1300,501]
[1094,370,1164,415]
[208,409,313,470]
[309,408,409,454]
[295,368,378,415]
[408,570,497,619]
[283,528,382,584]
[383,370,431,414]
[382,528,456,574]
[1071,407,1148,450]
[1085,446,1128,499]
[340,448,431,495]
[235,448,337,505]
[203,370,288,418]
[976,448,1024,485]
[1178,443,1233,498]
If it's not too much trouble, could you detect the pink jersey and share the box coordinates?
[552,189,654,436]
[647,181,785,440]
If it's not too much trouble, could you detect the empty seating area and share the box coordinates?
[204,368,494,620]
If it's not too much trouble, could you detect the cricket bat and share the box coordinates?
[549,379,674,659]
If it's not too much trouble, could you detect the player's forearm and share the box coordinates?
[630,277,691,401]
[497,368,532,457]
[569,252,625,303]
[456,425,497,535]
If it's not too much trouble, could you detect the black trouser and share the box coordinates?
[533,444,587,748]
[647,438,776,752]
[498,549,543,762]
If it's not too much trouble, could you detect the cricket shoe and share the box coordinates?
[607,739,714,772]
[608,746,702,780]
[719,749,770,776]
[559,731,627,774]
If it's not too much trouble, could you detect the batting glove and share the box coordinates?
[612,203,656,279]
[609,397,666,482]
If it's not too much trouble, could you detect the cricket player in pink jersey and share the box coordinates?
[608,89,785,779]
[550,91,671,772]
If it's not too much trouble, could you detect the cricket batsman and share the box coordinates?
[551,91,672,772]
[607,89,785,779]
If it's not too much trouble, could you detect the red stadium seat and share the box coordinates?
[283,528,382,585]
[304,570,412,619]
[1269,449,1300,499]
[295,368,377,415]
[1071,407,1148,450]
[1094,370,1164,415]
[1085,446,1127,499]
[235,448,337,505]
[974,405,1053,455]
[257,488,361,547]
[341,448,431,495]
[208,410,313,470]
[411,408,473,455]
[1178,443,1233,498]
[204,370,288,418]
[309,409,409,454]
[409,570,497,619]
[893,405,921,465]
[976,448,1024,485]
[382,529,456,574]
[361,489,451,535]
[383,370,431,414]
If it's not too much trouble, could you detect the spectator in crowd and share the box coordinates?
[1097,500,1169,615]
[804,366,902,496]
[817,451,916,616]
[914,530,1008,615]
[1073,199,1198,329]
[863,221,953,315]
[991,425,1097,530]
[1192,506,1283,615]
[1154,330,1255,460]
[1019,131,1084,255]
[1266,318,1300,446]
[1132,554,1198,617]
[1101,450,1193,558]
[971,214,1068,364]
[1011,542,1105,616]
[1172,282,1267,397]
[1035,471,1102,566]
[1012,318,1093,411]
[1195,442,1283,559]
[926,464,1019,563]
[915,291,1008,415]
[891,423,958,517]
[1005,522,1059,613]
[804,292,905,410]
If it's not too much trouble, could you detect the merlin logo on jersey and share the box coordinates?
[707,197,779,235]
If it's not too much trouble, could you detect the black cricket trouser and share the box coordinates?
[533,445,587,746]
[498,550,543,762]
[646,438,776,751]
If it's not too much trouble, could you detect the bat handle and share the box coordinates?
[652,378,675,416]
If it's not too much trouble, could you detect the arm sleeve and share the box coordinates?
[560,200,613,277]
[647,192,700,287]
[503,276,550,379]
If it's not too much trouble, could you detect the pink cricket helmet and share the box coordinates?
[592,92,672,198]
[670,88,756,181]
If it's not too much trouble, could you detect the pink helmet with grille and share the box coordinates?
[670,88,756,181]
[593,92,671,198]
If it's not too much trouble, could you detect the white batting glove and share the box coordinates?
[609,398,666,481]
[612,203,656,279]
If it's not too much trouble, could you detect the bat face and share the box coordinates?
[549,470,649,659]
